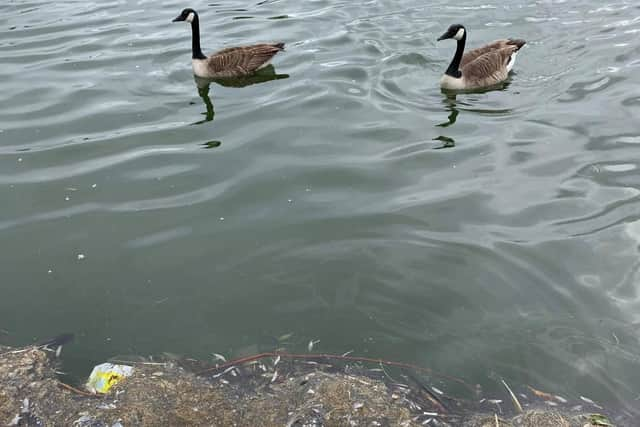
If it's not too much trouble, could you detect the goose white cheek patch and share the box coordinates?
[454,28,465,40]
[186,12,195,23]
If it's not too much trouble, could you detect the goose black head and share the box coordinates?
[437,24,466,41]
[172,8,198,23]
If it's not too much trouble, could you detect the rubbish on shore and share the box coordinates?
[86,363,133,394]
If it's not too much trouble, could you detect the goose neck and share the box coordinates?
[445,33,466,78]
[191,15,206,60]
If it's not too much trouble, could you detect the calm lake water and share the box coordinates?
[2,0,640,407]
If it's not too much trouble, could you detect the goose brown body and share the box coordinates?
[193,43,285,78]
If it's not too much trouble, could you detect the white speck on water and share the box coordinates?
[287,199,293,203]
[305,188,311,192]
[91,184,97,189]
[65,196,70,201]
[348,88,361,94]
[48,269,52,274]
[219,217,225,221]
[18,158,22,162]
[77,254,85,260]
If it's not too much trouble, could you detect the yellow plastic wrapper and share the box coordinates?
[86,363,133,394]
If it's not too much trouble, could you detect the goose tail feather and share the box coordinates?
[508,39,526,51]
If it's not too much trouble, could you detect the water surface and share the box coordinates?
[1,0,640,407]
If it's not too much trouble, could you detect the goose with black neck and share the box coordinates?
[172,8,285,79]
[437,24,525,91]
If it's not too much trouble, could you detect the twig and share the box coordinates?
[501,379,523,413]
[57,381,100,397]
[404,372,448,414]
[109,359,167,366]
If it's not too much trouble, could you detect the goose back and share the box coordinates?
[460,39,524,68]
[195,43,285,78]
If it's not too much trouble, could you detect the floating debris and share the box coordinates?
[528,385,554,401]
[278,333,294,342]
[211,366,236,379]
[554,395,568,404]
[501,379,523,413]
[580,395,604,409]
[588,413,614,426]
[211,353,227,362]
[308,340,320,352]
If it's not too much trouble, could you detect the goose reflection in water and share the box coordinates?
[433,92,459,149]
[434,80,515,149]
[192,65,289,126]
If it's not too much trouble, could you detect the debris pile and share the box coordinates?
[0,342,635,426]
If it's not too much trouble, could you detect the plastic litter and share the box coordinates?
[86,363,133,394]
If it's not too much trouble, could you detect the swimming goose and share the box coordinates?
[172,8,285,78]
[437,24,525,90]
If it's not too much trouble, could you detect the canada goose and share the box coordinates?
[172,8,285,78]
[437,24,525,90]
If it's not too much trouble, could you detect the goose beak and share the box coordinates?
[437,32,449,41]
[172,15,184,22]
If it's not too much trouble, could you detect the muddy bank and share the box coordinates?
[0,342,634,426]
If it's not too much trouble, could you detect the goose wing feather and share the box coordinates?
[206,43,284,78]
[460,45,519,87]
[461,39,525,67]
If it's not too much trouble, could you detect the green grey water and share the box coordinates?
[2,0,640,406]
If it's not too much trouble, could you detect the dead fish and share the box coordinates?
[274,355,281,366]
[431,386,444,395]
[271,370,278,383]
